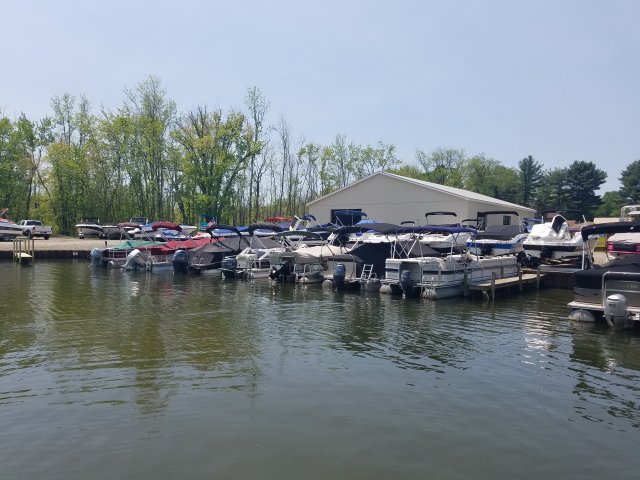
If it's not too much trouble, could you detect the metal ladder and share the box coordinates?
[360,264,374,280]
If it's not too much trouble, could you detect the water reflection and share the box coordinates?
[1,261,640,448]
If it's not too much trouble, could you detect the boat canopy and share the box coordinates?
[580,221,640,241]
[420,225,476,234]
[246,223,284,234]
[476,210,520,218]
[275,230,325,239]
[151,221,181,231]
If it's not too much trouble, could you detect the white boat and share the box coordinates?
[606,205,640,259]
[568,222,640,329]
[414,212,475,253]
[218,224,285,278]
[381,253,519,299]
[76,217,103,238]
[522,210,592,267]
[322,223,441,291]
[0,209,22,241]
[269,239,349,284]
[466,210,528,257]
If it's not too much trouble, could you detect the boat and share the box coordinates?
[606,205,640,259]
[219,224,284,279]
[76,217,103,239]
[522,210,593,267]
[90,239,160,267]
[0,209,23,241]
[172,225,254,274]
[322,223,440,291]
[466,210,528,257]
[123,237,211,271]
[568,221,640,329]
[268,232,349,284]
[382,252,519,299]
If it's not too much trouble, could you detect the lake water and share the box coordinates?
[1,260,639,479]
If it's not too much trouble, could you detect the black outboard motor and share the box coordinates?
[400,270,417,297]
[333,263,346,290]
[269,260,292,281]
[172,249,189,273]
[221,256,238,278]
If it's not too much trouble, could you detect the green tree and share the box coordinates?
[517,155,543,207]
[535,167,571,212]
[416,147,465,187]
[593,191,624,218]
[564,160,607,219]
[619,159,640,204]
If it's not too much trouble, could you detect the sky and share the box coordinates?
[2,0,639,192]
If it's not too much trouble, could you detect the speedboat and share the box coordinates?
[0,209,22,241]
[569,221,640,329]
[607,205,640,259]
[522,210,592,267]
[466,210,528,257]
[76,217,103,239]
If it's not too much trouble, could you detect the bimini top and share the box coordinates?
[245,223,284,234]
[580,221,640,241]
[477,210,520,218]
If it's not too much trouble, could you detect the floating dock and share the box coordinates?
[467,267,546,300]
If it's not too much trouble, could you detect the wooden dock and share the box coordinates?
[12,237,35,264]
[467,267,546,300]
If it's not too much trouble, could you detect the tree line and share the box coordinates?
[0,75,636,234]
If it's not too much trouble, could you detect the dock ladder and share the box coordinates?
[360,264,374,281]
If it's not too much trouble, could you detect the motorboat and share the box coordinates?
[466,210,528,257]
[382,253,519,299]
[76,217,103,239]
[268,231,350,284]
[569,221,640,329]
[90,239,160,267]
[123,237,211,271]
[607,205,640,259]
[0,209,23,241]
[522,210,592,267]
[322,224,441,291]
[219,224,284,279]
[172,225,254,274]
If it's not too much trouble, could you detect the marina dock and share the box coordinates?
[467,267,546,300]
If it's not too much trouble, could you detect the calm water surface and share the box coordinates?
[1,261,639,479]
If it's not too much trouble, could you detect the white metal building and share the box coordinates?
[307,171,536,226]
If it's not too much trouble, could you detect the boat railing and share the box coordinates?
[601,271,640,307]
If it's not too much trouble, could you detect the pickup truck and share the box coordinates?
[18,219,52,239]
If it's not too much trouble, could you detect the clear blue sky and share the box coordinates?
[3,0,639,192]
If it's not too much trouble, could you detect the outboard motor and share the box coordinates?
[604,294,628,330]
[122,248,142,271]
[400,270,416,297]
[221,256,238,278]
[333,263,346,290]
[89,247,104,267]
[172,249,189,274]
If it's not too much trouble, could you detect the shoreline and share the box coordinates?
[0,236,123,260]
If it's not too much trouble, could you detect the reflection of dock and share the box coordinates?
[467,267,545,300]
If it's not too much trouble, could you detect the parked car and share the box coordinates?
[18,219,52,239]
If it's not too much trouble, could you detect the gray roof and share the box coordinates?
[308,171,535,213]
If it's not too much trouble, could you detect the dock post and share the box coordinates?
[536,266,541,289]
[491,272,496,301]
[518,264,523,293]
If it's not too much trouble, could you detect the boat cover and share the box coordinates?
[574,256,640,290]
